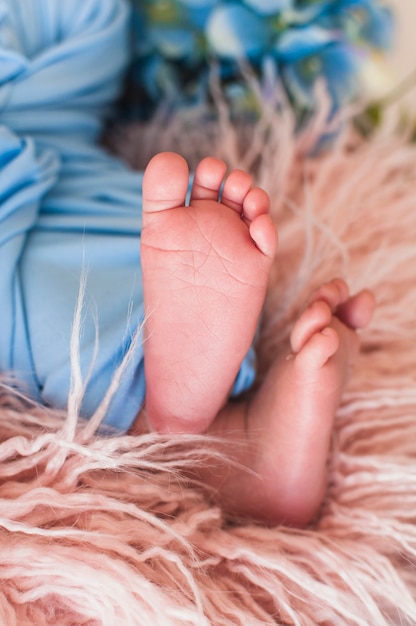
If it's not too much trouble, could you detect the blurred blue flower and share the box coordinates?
[177,0,220,29]
[274,24,356,110]
[243,0,293,15]
[127,0,393,123]
[206,4,270,59]
[282,40,360,111]
[274,23,337,62]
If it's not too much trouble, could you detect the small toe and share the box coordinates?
[242,187,271,222]
[143,152,190,214]
[308,279,349,312]
[221,169,253,214]
[249,214,277,259]
[295,326,339,371]
[190,157,228,202]
[291,300,333,354]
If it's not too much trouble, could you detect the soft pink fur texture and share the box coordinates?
[2,107,416,624]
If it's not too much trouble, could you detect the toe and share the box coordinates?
[249,214,277,259]
[336,289,375,329]
[221,169,253,214]
[294,326,339,371]
[290,300,333,354]
[242,187,270,223]
[308,278,349,312]
[190,157,228,202]
[143,152,190,214]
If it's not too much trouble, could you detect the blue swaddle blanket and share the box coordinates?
[0,0,255,430]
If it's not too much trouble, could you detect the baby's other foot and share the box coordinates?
[251,279,374,524]
[209,279,375,526]
[140,152,277,434]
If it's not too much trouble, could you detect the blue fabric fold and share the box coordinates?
[0,0,130,138]
[0,126,59,397]
[0,0,256,431]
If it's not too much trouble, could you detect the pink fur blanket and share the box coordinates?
[2,110,416,625]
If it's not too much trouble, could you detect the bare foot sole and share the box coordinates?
[202,279,375,526]
[140,152,278,434]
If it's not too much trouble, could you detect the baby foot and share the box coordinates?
[203,279,375,526]
[252,279,374,524]
[141,152,277,434]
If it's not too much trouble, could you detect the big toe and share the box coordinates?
[337,289,375,329]
[143,152,190,214]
